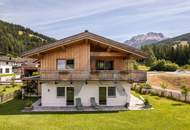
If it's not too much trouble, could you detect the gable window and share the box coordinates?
[5,68,9,73]
[57,59,74,70]
[0,68,2,73]
[96,60,113,70]
[66,60,74,69]
[57,87,65,97]
[108,87,116,97]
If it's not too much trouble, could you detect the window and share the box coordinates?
[57,87,65,97]
[57,59,74,70]
[66,60,74,69]
[108,87,116,97]
[96,60,113,70]
[0,68,2,73]
[5,68,9,73]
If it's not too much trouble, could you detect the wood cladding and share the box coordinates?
[40,40,129,71]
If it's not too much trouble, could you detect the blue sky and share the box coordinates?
[0,0,190,42]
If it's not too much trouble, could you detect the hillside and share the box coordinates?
[125,32,166,48]
[0,20,56,56]
[156,33,190,45]
[142,32,190,66]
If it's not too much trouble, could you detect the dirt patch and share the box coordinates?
[147,72,190,90]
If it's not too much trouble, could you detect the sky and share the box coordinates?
[0,0,190,42]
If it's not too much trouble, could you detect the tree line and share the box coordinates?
[141,42,190,66]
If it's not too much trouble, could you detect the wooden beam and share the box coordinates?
[60,46,65,51]
[90,52,126,57]
[106,46,112,52]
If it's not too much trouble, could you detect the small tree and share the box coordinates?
[160,83,167,97]
[11,76,16,88]
[180,86,190,101]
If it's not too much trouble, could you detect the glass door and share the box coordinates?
[66,87,74,105]
[99,87,107,105]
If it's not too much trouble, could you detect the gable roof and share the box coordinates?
[21,31,148,59]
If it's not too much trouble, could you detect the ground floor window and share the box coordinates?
[57,87,65,97]
[0,68,2,73]
[108,87,116,97]
[5,68,9,73]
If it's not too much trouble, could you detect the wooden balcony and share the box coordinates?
[40,70,147,83]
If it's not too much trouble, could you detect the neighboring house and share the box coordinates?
[22,31,147,108]
[0,56,23,83]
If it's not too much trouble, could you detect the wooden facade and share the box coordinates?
[22,31,147,82]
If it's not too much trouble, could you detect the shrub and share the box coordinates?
[150,60,178,71]
[26,100,33,107]
[15,90,22,99]
[2,88,6,92]
[144,98,150,106]
[180,85,190,101]
[181,64,190,70]
[160,83,167,90]
[140,83,152,89]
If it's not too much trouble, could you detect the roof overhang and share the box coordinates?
[21,31,148,59]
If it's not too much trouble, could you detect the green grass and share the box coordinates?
[0,94,190,130]
[0,74,16,77]
[0,85,21,94]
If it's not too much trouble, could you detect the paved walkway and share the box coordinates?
[26,94,147,112]
[129,94,145,110]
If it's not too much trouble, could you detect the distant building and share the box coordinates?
[0,56,23,74]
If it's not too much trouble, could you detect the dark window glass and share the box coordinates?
[57,87,65,97]
[0,68,2,73]
[96,60,104,70]
[5,68,9,73]
[66,60,74,69]
[108,87,116,97]
[96,60,113,70]
[105,61,113,70]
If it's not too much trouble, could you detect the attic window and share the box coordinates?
[57,59,74,70]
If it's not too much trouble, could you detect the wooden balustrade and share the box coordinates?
[40,70,147,83]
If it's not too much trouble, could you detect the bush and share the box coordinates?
[181,64,190,70]
[26,100,33,107]
[15,90,22,99]
[144,98,150,106]
[2,88,6,92]
[140,83,152,89]
[150,60,178,71]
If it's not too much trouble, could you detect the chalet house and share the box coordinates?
[0,56,23,74]
[22,31,147,109]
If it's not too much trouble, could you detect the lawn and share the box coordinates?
[0,93,190,130]
[0,85,21,94]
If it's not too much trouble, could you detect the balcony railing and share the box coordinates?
[40,70,147,83]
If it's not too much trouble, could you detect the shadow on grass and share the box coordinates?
[171,103,184,106]
[0,98,118,115]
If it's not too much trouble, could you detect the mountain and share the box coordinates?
[0,20,56,56]
[125,32,166,48]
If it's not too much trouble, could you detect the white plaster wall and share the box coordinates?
[0,65,12,74]
[41,82,67,106]
[41,81,131,107]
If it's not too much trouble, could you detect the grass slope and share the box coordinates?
[0,93,190,130]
